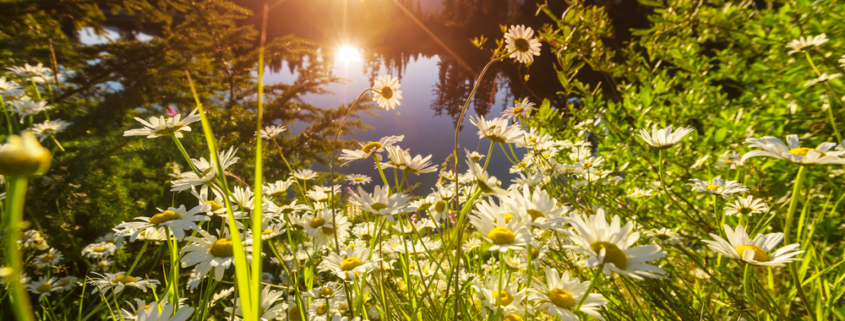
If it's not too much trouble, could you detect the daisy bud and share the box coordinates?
[0,131,51,177]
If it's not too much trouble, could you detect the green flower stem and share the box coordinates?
[658,149,709,232]
[251,7,269,316]
[3,176,35,321]
[185,70,253,320]
[498,143,518,165]
[125,241,149,276]
[575,268,601,311]
[164,227,180,307]
[784,166,815,321]
[170,134,200,174]
[374,154,390,186]
[1,97,13,134]
[482,141,494,171]
[29,77,42,101]
[496,250,505,318]
[804,52,844,144]
[270,137,312,208]
[49,135,65,152]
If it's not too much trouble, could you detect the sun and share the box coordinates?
[336,45,362,64]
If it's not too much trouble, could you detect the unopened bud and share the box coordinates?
[0,131,51,177]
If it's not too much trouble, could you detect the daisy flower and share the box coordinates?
[690,155,710,169]
[88,272,159,295]
[627,188,653,198]
[115,204,210,241]
[170,147,240,191]
[180,229,252,281]
[33,248,63,268]
[504,25,542,64]
[27,276,59,301]
[469,212,533,252]
[502,184,569,229]
[136,301,193,321]
[340,135,404,165]
[563,208,667,279]
[265,179,296,198]
[741,134,845,165]
[463,237,483,252]
[0,77,25,101]
[9,100,52,121]
[725,196,768,217]
[347,185,412,221]
[786,34,829,55]
[32,119,70,141]
[346,174,372,185]
[123,108,200,139]
[319,245,376,282]
[225,285,286,320]
[303,208,351,248]
[804,73,841,87]
[644,228,681,245]
[191,185,234,216]
[470,115,524,144]
[716,151,743,169]
[91,259,113,271]
[475,278,527,316]
[530,267,607,321]
[502,97,535,120]
[7,63,51,78]
[637,125,695,149]
[465,148,485,162]
[292,168,318,181]
[258,124,287,139]
[688,177,748,199]
[381,146,438,175]
[82,242,117,259]
[372,75,403,110]
[704,225,802,267]
[56,276,78,292]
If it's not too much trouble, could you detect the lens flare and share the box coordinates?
[336,45,362,64]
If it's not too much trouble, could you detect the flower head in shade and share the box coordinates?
[224,285,286,320]
[124,108,200,139]
[740,135,845,165]
[502,97,535,120]
[7,63,51,78]
[372,75,403,110]
[81,242,117,259]
[563,208,667,280]
[265,178,296,198]
[643,228,681,245]
[32,119,70,141]
[504,25,542,64]
[33,248,63,268]
[258,125,287,140]
[716,151,743,169]
[88,272,159,295]
[381,146,438,175]
[0,131,52,177]
[170,147,240,191]
[345,174,372,185]
[9,100,52,121]
[725,196,768,217]
[530,267,607,321]
[340,135,404,165]
[470,115,524,144]
[787,34,829,55]
[636,125,694,149]
[27,276,59,301]
[688,177,748,199]
[0,77,25,101]
[704,225,802,267]
[136,300,194,321]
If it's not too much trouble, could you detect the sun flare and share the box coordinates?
[336,45,362,63]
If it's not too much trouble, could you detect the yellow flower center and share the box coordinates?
[471,154,482,161]
[788,147,826,157]
[434,200,447,213]
[504,314,524,321]
[210,238,234,258]
[514,38,530,52]
[488,227,516,245]
[319,287,335,297]
[492,290,514,306]
[504,213,515,223]
[338,304,349,312]
[137,304,151,316]
[548,288,576,309]
[590,241,628,270]
[583,162,593,168]
[735,245,770,262]
[41,254,55,262]
[370,202,389,211]
[530,248,540,259]
[205,200,223,211]
[310,217,326,228]
[316,304,328,315]
[93,246,106,253]
[379,86,393,100]
[37,283,52,293]
[512,106,524,114]
[287,306,301,321]
[201,167,214,177]
[59,279,71,286]
[354,177,364,182]
[262,230,273,236]
[340,257,363,271]
[149,210,182,226]
[112,275,138,283]
[706,185,724,192]
[656,234,670,241]
[739,206,754,215]
[321,226,335,234]
[526,209,545,222]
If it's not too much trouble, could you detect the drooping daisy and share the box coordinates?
[6,63,51,78]
[644,228,681,245]
[688,177,748,199]
[135,301,194,321]
[91,259,113,271]
[470,115,524,144]
[55,276,78,292]
[81,242,117,259]
[475,277,527,317]
[637,125,695,149]
[348,185,412,221]
[9,100,52,121]
[27,276,59,301]
[346,174,372,185]
[741,134,845,165]
[88,272,160,295]
[469,211,533,252]
[627,188,653,198]
[704,225,802,267]
[502,184,569,229]
[690,155,710,169]
[716,151,743,169]
[123,108,200,139]
[381,146,438,175]
[33,248,63,268]
[191,185,235,216]
[32,119,70,141]
[180,229,252,281]
[372,75,403,110]
[292,168,318,181]
[115,204,210,241]
[502,97,535,120]
[170,147,240,191]
[340,135,404,165]
[265,179,296,198]
[258,124,287,140]
[504,25,542,64]
[225,285,287,320]
[725,196,768,217]
[530,267,607,321]
[319,245,376,282]
[563,208,667,279]
[786,34,829,55]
